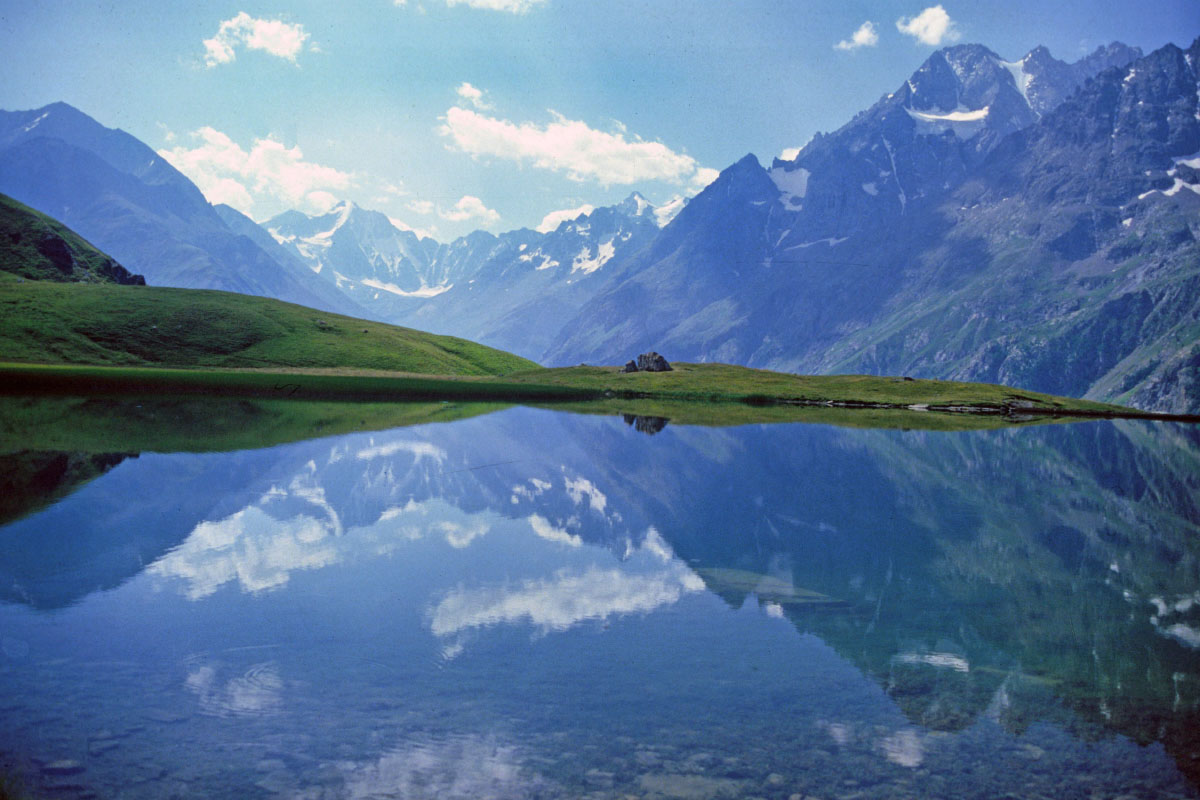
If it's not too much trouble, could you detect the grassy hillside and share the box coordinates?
[0,192,143,285]
[0,277,537,376]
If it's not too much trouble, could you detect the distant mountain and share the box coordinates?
[0,191,143,285]
[543,40,1200,413]
[0,102,368,317]
[265,192,664,359]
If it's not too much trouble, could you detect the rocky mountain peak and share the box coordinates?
[615,191,655,218]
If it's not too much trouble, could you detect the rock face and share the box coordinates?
[621,360,638,373]
[636,352,673,372]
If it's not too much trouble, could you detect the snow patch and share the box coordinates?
[361,278,452,298]
[654,196,686,227]
[769,166,810,208]
[22,112,49,133]
[785,237,848,250]
[571,239,616,274]
[862,182,878,196]
[896,651,970,672]
[905,105,990,139]
[999,58,1034,110]
[1164,178,1200,197]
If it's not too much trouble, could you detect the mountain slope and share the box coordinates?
[0,103,368,317]
[545,40,1200,413]
[265,193,664,359]
[0,192,143,285]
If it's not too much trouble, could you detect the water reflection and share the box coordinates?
[0,403,1197,798]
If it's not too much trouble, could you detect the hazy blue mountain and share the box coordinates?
[0,102,367,317]
[546,40,1200,413]
[265,193,664,358]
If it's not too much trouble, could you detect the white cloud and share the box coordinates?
[779,147,802,161]
[440,195,501,225]
[439,106,711,187]
[306,190,339,213]
[455,81,493,110]
[689,166,720,192]
[896,5,959,46]
[429,564,704,636]
[158,127,354,216]
[203,12,311,67]
[835,21,879,51]
[536,204,594,233]
[407,199,435,215]
[528,514,582,547]
[356,439,446,462]
[445,0,546,12]
[564,475,607,513]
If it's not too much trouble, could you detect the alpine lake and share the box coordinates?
[1,395,1198,800]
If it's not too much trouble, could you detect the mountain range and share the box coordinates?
[1,37,1196,412]
[0,103,367,317]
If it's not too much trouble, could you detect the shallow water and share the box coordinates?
[1,405,1199,799]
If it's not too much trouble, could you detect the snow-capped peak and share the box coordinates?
[616,191,655,218]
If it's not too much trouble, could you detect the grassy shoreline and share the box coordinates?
[3,361,1195,424]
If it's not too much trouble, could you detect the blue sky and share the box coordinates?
[1,1,1197,239]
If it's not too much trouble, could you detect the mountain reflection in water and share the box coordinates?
[0,404,1197,799]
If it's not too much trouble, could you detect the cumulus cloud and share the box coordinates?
[439,106,711,187]
[536,204,594,233]
[159,127,353,216]
[455,81,493,110]
[835,21,879,51]
[407,200,436,215]
[440,195,501,225]
[779,147,802,161]
[896,5,959,46]
[203,12,311,67]
[689,166,720,192]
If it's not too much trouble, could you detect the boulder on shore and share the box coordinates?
[636,352,672,372]
[621,360,639,373]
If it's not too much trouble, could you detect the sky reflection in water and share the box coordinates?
[0,405,1198,799]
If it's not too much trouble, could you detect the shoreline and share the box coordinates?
[2,361,1197,424]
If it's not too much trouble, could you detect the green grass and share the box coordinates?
[0,192,134,284]
[502,363,1131,414]
[528,397,1068,431]
[2,360,1161,432]
[0,394,507,455]
[0,278,536,376]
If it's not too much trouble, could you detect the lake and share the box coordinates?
[1,400,1199,799]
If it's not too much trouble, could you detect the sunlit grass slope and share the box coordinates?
[0,276,536,376]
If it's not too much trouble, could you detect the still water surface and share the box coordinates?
[1,404,1199,799]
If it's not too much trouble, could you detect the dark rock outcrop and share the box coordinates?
[636,352,672,372]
